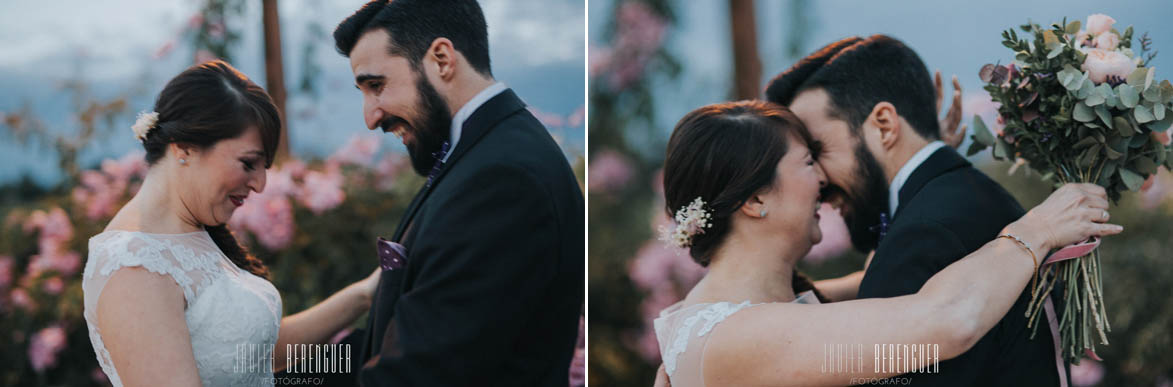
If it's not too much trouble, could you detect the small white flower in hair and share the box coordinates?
[131,111,159,142]
[658,196,713,249]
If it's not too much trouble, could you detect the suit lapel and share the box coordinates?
[391,89,527,242]
[893,147,970,219]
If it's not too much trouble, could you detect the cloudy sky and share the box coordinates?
[0,0,586,186]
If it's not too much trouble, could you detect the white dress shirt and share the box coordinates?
[888,141,946,217]
[443,82,508,163]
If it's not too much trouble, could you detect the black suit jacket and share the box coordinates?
[857,147,1066,386]
[355,89,584,386]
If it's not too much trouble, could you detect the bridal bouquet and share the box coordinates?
[967,14,1173,363]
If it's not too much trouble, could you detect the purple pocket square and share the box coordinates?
[377,237,407,271]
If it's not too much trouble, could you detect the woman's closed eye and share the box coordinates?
[241,158,257,172]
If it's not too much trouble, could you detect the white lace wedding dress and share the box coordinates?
[654,290,821,387]
[82,230,282,386]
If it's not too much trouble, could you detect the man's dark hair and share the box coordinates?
[765,35,939,140]
[333,0,492,77]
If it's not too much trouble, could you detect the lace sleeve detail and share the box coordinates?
[83,232,223,310]
[654,301,757,377]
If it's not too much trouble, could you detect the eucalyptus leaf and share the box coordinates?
[1084,144,1103,166]
[1076,78,1095,99]
[1117,84,1140,108]
[1073,136,1098,149]
[1103,144,1123,159]
[1058,66,1082,90]
[1156,103,1166,121]
[1114,116,1134,137]
[1047,45,1063,59]
[972,115,995,146]
[1073,102,1096,122]
[1065,20,1081,35]
[1096,104,1113,128]
[1106,91,1121,109]
[1127,67,1149,88]
[1135,157,1158,175]
[966,141,987,156]
[1135,104,1156,123]
[1119,168,1145,191]
[1043,30,1060,48]
[1144,84,1164,103]
[1131,133,1150,148]
[993,136,1010,159]
[1101,161,1118,181]
[1148,112,1173,133]
[1109,136,1129,154]
[1085,90,1105,106]
[979,64,998,83]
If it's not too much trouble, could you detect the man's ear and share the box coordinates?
[426,37,457,81]
[867,102,901,150]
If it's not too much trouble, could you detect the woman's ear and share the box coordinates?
[169,143,198,164]
[740,194,768,219]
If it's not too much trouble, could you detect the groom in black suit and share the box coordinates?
[329,0,584,385]
[766,35,1068,386]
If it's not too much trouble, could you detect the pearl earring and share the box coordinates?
[179,158,187,165]
[759,209,768,218]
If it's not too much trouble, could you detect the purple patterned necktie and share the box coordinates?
[376,237,407,271]
[425,141,451,188]
[869,212,890,241]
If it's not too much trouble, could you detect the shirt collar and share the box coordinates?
[888,141,946,217]
[443,82,507,162]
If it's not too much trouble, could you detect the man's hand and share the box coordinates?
[935,71,966,149]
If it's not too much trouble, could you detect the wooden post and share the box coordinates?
[262,0,289,160]
[729,0,762,100]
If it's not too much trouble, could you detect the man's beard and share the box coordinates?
[830,140,890,253]
[381,72,453,176]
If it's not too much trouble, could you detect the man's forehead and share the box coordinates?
[349,29,394,72]
[789,88,831,118]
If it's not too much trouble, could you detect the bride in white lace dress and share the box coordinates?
[83,61,378,387]
[650,101,1121,386]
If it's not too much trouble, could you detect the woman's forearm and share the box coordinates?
[273,283,371,371]
[917,231,1042,358]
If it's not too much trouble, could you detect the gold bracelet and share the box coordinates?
[997,234,1038,291]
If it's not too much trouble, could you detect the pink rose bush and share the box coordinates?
[590,1,669,92]
[0,131,470,384]
[588,149,634,194]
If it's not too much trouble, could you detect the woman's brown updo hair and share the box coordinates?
[141,60,281,278]
[662,100,828,302]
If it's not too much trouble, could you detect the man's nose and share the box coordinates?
[364,98,383,130]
